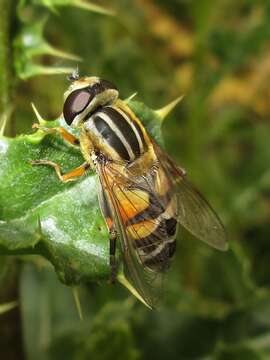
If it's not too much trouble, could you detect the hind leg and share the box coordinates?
[98,187,118,283]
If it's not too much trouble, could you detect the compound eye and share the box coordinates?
[63,88,92,125]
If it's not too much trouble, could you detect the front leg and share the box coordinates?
[32,123,80,147]
[31,160,90,183]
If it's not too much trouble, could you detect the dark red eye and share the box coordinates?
[63,88,93,125]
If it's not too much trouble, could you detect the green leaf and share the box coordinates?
[48,301,140,360]
[20,263,83,360]
[74,303,140,360]
[0,101,164,288]
[13,18,80,79]
[15,0,113,79]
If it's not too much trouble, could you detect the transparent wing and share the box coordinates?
[97,161,168,309]
[153,142,228,251]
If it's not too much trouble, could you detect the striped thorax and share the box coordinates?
[84,104,147,162]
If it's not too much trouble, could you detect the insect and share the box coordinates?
[31,76,227,308]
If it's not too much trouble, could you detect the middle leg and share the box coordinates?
[31,160,90,183]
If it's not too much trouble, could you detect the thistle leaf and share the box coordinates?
[13,18,80,79]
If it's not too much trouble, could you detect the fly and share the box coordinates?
[31,76,228,308]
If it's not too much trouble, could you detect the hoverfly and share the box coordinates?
[32,76,227,308]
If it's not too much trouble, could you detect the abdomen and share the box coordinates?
[126,186,178,272]
[111,164,178,272]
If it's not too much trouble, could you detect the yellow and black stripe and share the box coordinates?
[109,173,178,272]
[85,105,147,162]
[126,186,177,272]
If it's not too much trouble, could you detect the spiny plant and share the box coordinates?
[0,0,115,313]
[0,0,183,306]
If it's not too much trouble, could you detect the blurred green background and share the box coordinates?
[1,0,270,359]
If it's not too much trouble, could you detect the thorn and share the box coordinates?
[23,64,76,80]
[37,214,43,237]
[0,114,7,137]
[0,106,13,136]
[47,4,59,15]
[0,301,18,315]
[155,95,185,121]
[31,103,46,126]
[72,287,83,320]
[46,45,82,62]
[73,0,115,16]
[124,92,138,103]
[117,273,153,310]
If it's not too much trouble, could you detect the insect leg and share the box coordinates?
[109,228,118,283]
[31,160,89,183]
[98,187,118,283]
[32,123,80,146]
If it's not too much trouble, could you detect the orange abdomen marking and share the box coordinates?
[127,220,158,240]
[114,188,149,222]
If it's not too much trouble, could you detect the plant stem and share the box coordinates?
[0,0,15,135]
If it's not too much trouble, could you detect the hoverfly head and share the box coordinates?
[63,76,119,127]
